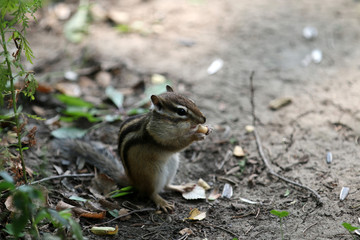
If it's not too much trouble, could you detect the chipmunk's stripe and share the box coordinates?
[118,115,146,174]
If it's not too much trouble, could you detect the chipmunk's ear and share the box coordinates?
[151,95,162,110]
[166,85,174,92]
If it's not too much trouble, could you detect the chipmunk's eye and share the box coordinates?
[176,108,187,116]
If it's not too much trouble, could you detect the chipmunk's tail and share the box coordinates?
[51,139,129,186]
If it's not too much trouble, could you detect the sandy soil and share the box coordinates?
[19,0,360,239]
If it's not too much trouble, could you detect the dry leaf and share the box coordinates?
[221,183,233,199]
[182,185,206,200]
[32,106,46,116]
[208,188,221,201]
[340,187,350,201]
[269,97,292,110]
[233,146,245,157]
[56,82,81,97]
[80,211,106,219]
[118,208,131,221]
[91,173,117,195]
[187,208,206,221]
[179,228,194,236]
[151,74,167,84]
[5,196,15,212]
[245,125,255,133]
[197,178,211,190]
[95,71,112,87]
[91,225,119,235]
[37,83,54,93]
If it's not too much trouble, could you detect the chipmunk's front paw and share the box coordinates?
[152,194,174,213]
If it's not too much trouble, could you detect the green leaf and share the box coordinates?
[120,186,134,191]
[136,81,172,107]
[127,108,148,116]
[116,24,131,33]
[0,180,15,191]
[4,224,25,237]
[69,195,87,202]
[63,107,101,122]
[108,209,119,218]
[56,94,93,107]
[68,217,84,240]
[64,0,90,43]
[51,127,87,139]
[111,191,133,198]
[34,209,51,225]
[0,171,14,183]
[103,114,121,122]
[284,189,291,197]
[342,222,359,232]
[270,210,289,218]
[24,113,46,121]
[105,86,124,109]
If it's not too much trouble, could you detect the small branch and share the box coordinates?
[29,173,95,185]
[95,208,156,226]
[249,72,323,206]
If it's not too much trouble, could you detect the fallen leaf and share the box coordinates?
[197,178,211,190]
[151,74,167,84]
[208,188,221,201]
[31,106,46,116]
[91,173,118,196]
[221,183,233,199]
[70,195,88,202]
[56,82,81,97]
[239,197,259,205]
[245,125,255,133]
[95,71,112,87]
[207,58,223,75]
[118,208,131,221]
[37,83,54,93]
[91,225,119,235]
[182,185,206,200]
[80,211,106,219]
[5,196,15,212]
[179,228,194,236]
[105,86,124,109]
[51,127,87,139]
[187,208,206,221]
[268,97,292,110]
[108,10,129,24]
[64,1,90,43]
[340,187,350,201]
[233,145,245,157]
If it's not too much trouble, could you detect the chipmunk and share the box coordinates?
[53,85,210,212]
[118,85,209,212]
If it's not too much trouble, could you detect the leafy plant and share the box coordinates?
[0,0,42,183]
[109,186,134,198]
[270,209,289,240]
[0,171,83,239]
[342,222,359,240]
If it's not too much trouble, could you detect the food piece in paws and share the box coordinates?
[197,125,209,135]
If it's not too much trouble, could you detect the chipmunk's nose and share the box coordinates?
[201,116,206,123]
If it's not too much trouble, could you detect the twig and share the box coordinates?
[303,222,318,233]
[96,208,156,226]
[29,173,95,185]
[249,72,323,206]
[196,222,239,238]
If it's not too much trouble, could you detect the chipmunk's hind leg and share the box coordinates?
[164,153,196,193]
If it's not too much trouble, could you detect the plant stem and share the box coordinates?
[280,218,284,240]
[0,21,27,184]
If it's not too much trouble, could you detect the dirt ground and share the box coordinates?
[12,0,360,239]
